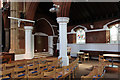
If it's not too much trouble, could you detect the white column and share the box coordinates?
[48,36,53,55]
[32,35,34,57]
[24,26,33,59]
[57,17,69,66]
[118,25,120,51]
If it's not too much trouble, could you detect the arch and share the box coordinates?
[34,18,55,36]
[53,1,71,17]
[103,19,120,44]
[103,19,120,29]
[34,32,48,36]
[26,2,39,20]
[71,25,87,32]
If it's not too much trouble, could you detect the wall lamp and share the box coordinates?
[49,4,60,13]
[67,25,87,34]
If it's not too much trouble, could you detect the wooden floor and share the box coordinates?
[75,60,120,79]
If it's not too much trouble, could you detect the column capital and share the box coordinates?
[57,17,69,23]
[4,28,9,31]
[24,26,33,30]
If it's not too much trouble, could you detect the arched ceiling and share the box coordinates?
[34,2,57,25]
[26,2,120,28]
[69,2,120,25]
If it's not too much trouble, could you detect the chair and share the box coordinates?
[81,53,89,62]
[67,47,72,59]
[99,55,111,66]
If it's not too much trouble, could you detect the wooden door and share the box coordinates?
[35,36,48,52]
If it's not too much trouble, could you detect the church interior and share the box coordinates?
[0,1,120,80]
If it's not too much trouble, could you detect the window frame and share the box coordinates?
[76,28,86,44]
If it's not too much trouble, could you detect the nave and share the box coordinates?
[0,1,120,80]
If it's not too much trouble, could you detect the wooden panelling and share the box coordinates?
[67,34,76,43]
[106,30,110,43]
[18,29,25,49]
[86,30,110,43]
[80,50,120,58]
[35,36,48,52]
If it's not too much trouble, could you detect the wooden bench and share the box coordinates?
[0,63,15,80]
[43,58,79,79]
[81,61,106,80]
[0,57,79,80]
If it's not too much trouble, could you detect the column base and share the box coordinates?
[58,56,69,66]
[9,49,15,53]
[24,52,34,59]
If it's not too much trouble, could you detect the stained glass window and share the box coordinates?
[76,29,85,44]
[109,24,119,44]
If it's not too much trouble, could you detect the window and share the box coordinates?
[109,24,119,44]
[76,28,85,44]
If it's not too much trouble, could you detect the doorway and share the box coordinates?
[34,35,48,52]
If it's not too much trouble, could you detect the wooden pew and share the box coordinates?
[27,57,62,79]
[43,58,79,79]
[1,57,77,80]
[0,63,15,80]
[12,61,27,78]
[81,62,106,80]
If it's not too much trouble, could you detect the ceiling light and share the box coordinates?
[49,4,60,13]
[90,25,94,29]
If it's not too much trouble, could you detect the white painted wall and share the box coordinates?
[67,43,119,57]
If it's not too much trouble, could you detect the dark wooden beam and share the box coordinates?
[0,9,2,52]
[116,2,120,17]
[77,3,88,19]
[82,3,95,23]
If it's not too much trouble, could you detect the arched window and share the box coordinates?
[109,24,119,44]
[76,28,85,44]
